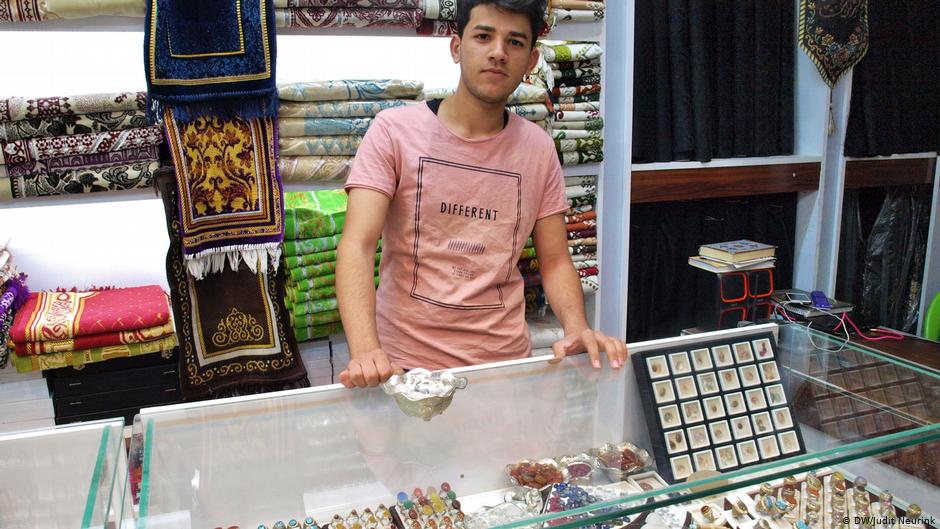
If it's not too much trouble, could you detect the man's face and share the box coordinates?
[452,3,540,105]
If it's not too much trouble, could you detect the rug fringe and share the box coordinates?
[185,244,282,280]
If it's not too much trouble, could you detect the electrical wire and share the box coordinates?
[772,300,849,353]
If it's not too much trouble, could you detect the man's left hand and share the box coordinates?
[550,327,628,369]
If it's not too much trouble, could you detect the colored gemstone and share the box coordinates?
[398,492,409,503]
[441,482,451,492]
[447,491,456,500]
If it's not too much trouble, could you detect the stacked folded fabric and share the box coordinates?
[277,80,423,183]
[284,189,381,342]
[0,0,143,23]
[9,285,177,373]
[274,0,424,29]
[422,83,554,133]
[0,91,163,200]
[552,0,604,24]
[417,0,554,36]
[0,234,28,370]
[521,175,599,314]
[538,41,604,166]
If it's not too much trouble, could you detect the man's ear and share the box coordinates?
[450,34,461,64]
[527,46,540,73]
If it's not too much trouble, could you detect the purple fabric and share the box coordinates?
[0,274,29,319]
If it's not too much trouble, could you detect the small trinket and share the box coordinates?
[757,494,775,514]
[831,472,846,493]
[701,505,718,523]
[758,520,772,529]
[795,521,809,529]
[732,500,749,517]
[854,476,868,492]
[773,499,791,518]
[807,473,822,498]
[760,482,774,496]
[907,504,923,518]
[303,518,317,529]
[274,522,287,529]
[288,520,300,529]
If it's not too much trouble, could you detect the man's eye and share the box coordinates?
[476,34,490,40]
[510,39,524,47]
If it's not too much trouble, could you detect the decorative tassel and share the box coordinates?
[154,93,280,125]
[184,245,282,280]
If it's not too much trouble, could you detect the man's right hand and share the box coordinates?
[339,347,403,388]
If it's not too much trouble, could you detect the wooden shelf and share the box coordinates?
[844,158,937,189]
[630,162,821,203]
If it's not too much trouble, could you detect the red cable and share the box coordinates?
[839,313,905,341]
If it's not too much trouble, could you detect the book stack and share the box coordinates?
[689,240,776,274]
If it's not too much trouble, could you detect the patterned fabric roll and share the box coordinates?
[7,160,161,200]
[278,80,424,102]
[555,93,600,104]
[565,184,597,199]
[0,110,147,142]
[551,129,602,140]
[554,137,604,153]
[567,228,596,240]
[416,18,456,36]
[560,150,603,165]
[553,118,604,130]
[2,145,159,179]
[423,84,548,105]
[552,67,602,79]
[556,102,600,112]
[11,335,176,373]
[274,7,423,28]
[552,59,601,71]
[554,8,604,23]
[507,104,551,121]
[279,135,363,156]
[0,126,163,165]
[553,0,604,9]
[294,321,344,342]
[280,100,415,118]
[279,118,373,137]
[289,275,378,303]
[275,0,420,6]
[552,84,601,98]
[539,42,604,63]
[284,189,348,239]
[292,296,338,317]
[0,91,145,123]
[278,156,353,182]
[294,308,342,329]
[284,234,343,256]
[556,74,601,86]
[421,0,455,20]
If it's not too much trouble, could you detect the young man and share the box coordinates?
[336,0,626,388]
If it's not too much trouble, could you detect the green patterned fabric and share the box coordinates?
[288,265,379,297]
[288,252,380,281]
[292,297,338,316]
[285,249,337,269]
[294,321,344,342]
[555,137,604,153]
[293,309,342,329]
[553,118,604,130]
[552,129,602,140]
[284,189,348,239]
[288,276,379,303]
[284,234,343,256]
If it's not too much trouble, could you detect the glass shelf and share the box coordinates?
[128,323,940,528]
[0,418,127,529]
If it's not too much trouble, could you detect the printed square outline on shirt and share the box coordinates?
[411,157,522,310]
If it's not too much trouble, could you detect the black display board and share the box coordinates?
[631,331,806,483]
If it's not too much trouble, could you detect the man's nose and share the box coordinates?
[488,39,508,62]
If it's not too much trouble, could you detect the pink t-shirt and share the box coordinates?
[344,102,568,370]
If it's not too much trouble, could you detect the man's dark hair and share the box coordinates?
[456,0,546,47]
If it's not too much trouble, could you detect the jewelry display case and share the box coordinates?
[126,324,940,529]
[0,418,129,529]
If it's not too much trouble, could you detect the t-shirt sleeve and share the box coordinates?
[344,113,398,198]
[537,141,569,219]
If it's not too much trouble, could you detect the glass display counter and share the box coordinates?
[127,323,940,529]
[0,418,128,529]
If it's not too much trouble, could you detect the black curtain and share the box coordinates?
[627,194,797,342]
[836,185,932,333]
[844,1,940,157]
[633,0,794,163]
